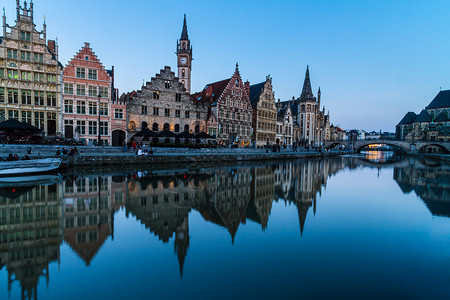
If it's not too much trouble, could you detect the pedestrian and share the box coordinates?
[21,154,31,160]
[62,147,68,155]
[6,153,14,161]
[55,148,61,155]
[149,147,154,159]
[132,141,137,151]
[13,154,19,161]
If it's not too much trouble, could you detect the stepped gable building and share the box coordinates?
[250,76,277,148]
[125,66,208,136]
[0,0,62,135]
[63,42,125,146]
[177,14,192,94]
[396,90,450,143]
[193,64,253,147]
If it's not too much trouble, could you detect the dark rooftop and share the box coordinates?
[249,82,265,108]
[397,112,417,126]
[426,90,450,109]
[414,110,431,123]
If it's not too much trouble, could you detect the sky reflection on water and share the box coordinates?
[0,154,448,300]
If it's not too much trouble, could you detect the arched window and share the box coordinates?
[184,124,190,132]
[174,124,180,133]
[129,121,136,131]
[152,123,159,132]
[164,123,170,131]
[182,69,185,78]
[195,125,200,134]
[182,42,186,49]
[142,122,148,130]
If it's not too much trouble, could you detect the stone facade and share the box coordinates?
[276,101,294,146]
[62,43,125,146]
[250,76,277,148]
[126,66,208,136]
[194,64,253,147]
[0,1,62,135]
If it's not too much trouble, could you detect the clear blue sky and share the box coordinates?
[4,0,450,131]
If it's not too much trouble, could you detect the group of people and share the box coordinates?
[56,147,79,156]
[136,146,153,158]
[0,153,31,161]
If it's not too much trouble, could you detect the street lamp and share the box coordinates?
[97,92,101,146]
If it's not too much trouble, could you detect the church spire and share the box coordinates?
[180,14,189,40]
[300,65,314,100]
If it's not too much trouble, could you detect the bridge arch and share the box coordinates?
[355,141,408,153]
[326,142,350,150]
[418,143,450,154]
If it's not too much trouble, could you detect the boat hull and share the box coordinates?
[0,158,62,175]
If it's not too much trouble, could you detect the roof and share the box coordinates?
[249,82,265,108]
[426,90,450,109]
[414,110,431,123]
[300,66,315,100]
[434,111,448,123]
[397,112,417,126]
[180,14,189,40]
[194,78,230,104]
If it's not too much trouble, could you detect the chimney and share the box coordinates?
[244,81,250,97]
[48,40,56,54]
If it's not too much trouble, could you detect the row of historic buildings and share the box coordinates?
[1,1,334,147]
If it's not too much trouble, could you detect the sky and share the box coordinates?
[3,0,450,131]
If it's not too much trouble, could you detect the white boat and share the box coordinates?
[0,174,62,186]
[0,158,62,175]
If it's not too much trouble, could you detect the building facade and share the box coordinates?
[276,101,294,146]
[0,1,62,135]
[250,76,277,148]
[194,64,253,147]
[126,66,208,136]
[62,42,125,146]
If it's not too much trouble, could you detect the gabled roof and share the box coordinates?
[194,79,230,104]
[300,66,315,100]
[414,110,431,123]
[249,81,265,108]
[397,112,417,126]
[426,90,450,109]
[434,111,448,123]
[181,14,189,40]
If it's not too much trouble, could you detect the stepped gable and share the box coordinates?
[426,90,450,109]
[397,112,418,126]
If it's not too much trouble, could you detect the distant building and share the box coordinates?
[62,42,125,145]
[276,100,294,146]
[396,90,450,142]
[0,1,62,135]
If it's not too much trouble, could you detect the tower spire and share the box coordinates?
[181,14,189,40]
[300,65,314,100]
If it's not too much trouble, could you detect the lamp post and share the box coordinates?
[97,92,101,146]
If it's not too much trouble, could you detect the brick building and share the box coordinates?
[62,42,125,145]
[0,0,62,135]
[193,64,253,147]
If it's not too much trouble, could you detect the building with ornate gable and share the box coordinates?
[193,64,253,147]
[62,42,125,146]
[0,0,62,135]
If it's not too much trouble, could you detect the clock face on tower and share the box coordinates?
[180,57,187,65]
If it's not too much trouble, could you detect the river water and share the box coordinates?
[0,152,448,299]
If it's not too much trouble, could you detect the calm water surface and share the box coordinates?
[0,153,448,300]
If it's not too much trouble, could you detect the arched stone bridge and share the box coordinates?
[324,139,450,153]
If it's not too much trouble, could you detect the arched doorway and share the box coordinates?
[152,123,159,132]
[174,124,180,133]
[184,124,190,132]
[142,122,148,130]
[112,130,126,147]
[164,123,170,131]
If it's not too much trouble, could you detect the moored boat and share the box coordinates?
[0,158,62,176]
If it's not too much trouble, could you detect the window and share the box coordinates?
[8,89,18,104]
[88,121,97,135]
[141,106,147,115]
[100,122,108,135]
[185,111,190,118]
[89,102,97,115]
[7,69,18,79]
[153,107,159,116]
[47,93,57,107]
[165,108,170,117]
[77,101,86,114]
[176,93,182,102]
[85,56,89,61]
[153,91,160,99]
[174,124,180,132]
[100,103,108,116]
[0,110,5,121]
[76,85,86,96]
[34,91,44,105]
[21,71,32,80]
[21,90,32,105]
[129,121,136,131]
[7,49,18,59]
[22,111,31,124]
[88,86,97,97]
[175,110,180,118]
[34,73,44,82]
[0,69,4,78]
[196,111,201,119]
[165,81,170,89]
[76,68,85,78]
[34,112,44,129]
[20,32,31,41]
[114,109,123,119]
[64,100,73,113]
[0,88,4,103]
[64,83,74,94]
[76,120,86,134]
[88,69,97,80]
[99,87,108,98]
[8,110,18,120]
[47,74,56,83]
[21,51,31,61]
[34,53,44,63]
[184,124,189,132]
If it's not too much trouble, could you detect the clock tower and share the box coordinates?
[177,14,193,93]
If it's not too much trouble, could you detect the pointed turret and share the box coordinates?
[180,14,189,40]
[300,66,315,100]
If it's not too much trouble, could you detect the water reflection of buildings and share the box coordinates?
[62,175,127,265]
[394,160,450,218]
[0,180,62,300]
